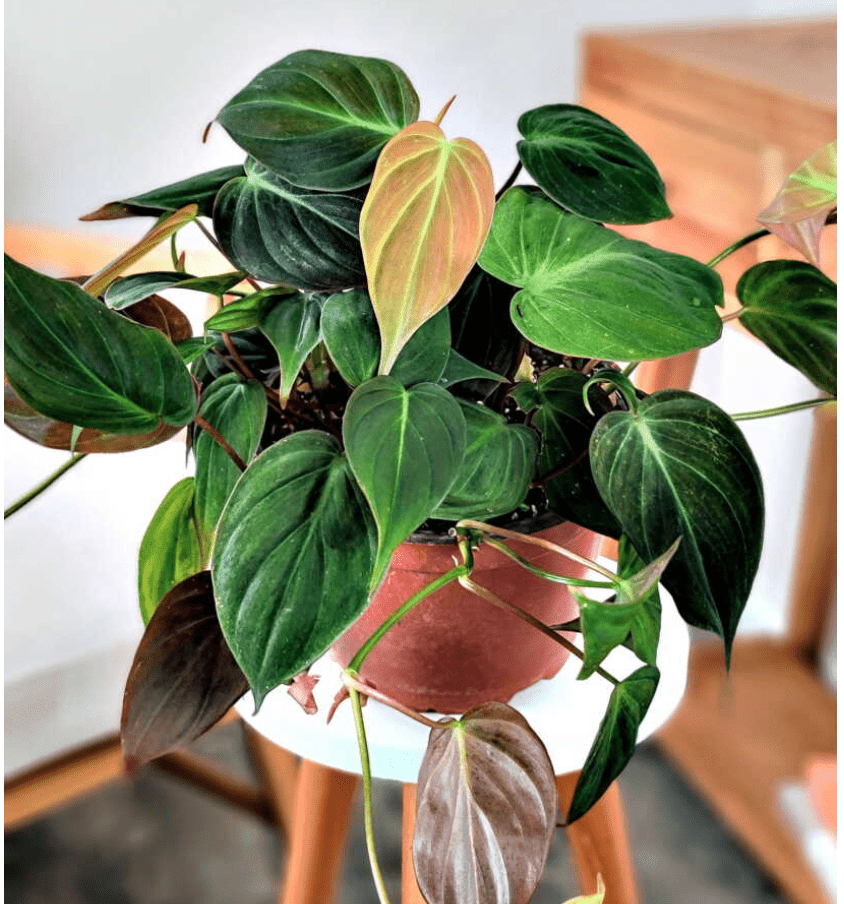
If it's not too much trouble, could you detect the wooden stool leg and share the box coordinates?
[402,783,427,904]
[242,724,299,839]
[281,759,359,904]
[557,773,639,904]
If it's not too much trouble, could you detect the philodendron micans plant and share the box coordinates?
[4,50,836,904]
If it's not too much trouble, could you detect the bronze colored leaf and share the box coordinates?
[413,702,557,904]
[121,571,248,769]
[122,294,193,343]
[360,120,495,374]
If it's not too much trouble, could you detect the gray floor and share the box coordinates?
[5,723,786,904]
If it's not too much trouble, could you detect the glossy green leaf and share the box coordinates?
[81,165,245,220]
[737,260,836,396]
[138,478,205,624]
[568,665,659,823]
[590,391,764,657]
[194,374,267,537]
[4,255,196,433]
[390,308,452,386]
[259,292,322,402]
[479,188,723,361]
[361,120,496,374]
[214,158,366,290]
[512,369,621,538]
[176,336,218,365]
[121,572,248,769]
[414,703,557,904]
[517,105,670,224]
[343,377,466,579]
[205,286,298,333]
[212,431,377,705]
[438,349,506,389]
[433,399,538,520]
[217,49,419,190]
[104,271,245,310]
[321,289,380,387]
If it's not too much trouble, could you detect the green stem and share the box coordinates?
[706,228,770,268]
[4,453,88,519]
[347,683,392,904]
[483,538,616,589]
[731,397,833,421]
[621,361,641,379]
[343,670,445,731]
[496,161,523,200]
[348,565,470,672]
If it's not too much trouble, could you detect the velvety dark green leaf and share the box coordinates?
[343,377,466,579]
[513,369,621,538]
[414,703,557,904]
[389,309,451,386]
[205,286,298,333]
[259,292,322,401]
[590,391,764,657]
[438,349,506,389]
[176,337,218,364]
[121,572,248,769]
[214,159,366,290]
[737,260,836,395]
[433,399,537,520]
[212,431,377,705]
[321,289,380,387]
[192,328,280,388]
[194,374,267,537]
[568,665,659,823]
[81,165,245,220]
[104,271,245,310]
[4,255,197,433]
[448,266,522,397]
[138,478,205,624]
[479,188,723,360]
[216,49,419,190]
[517,105,670,224]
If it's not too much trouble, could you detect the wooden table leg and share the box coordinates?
[402,783,427,904]
[242,724,299,839]
[557,773,639,904]
[281,759,359,904]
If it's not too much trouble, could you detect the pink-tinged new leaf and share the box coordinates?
[757,141,836,266]
[360,119,495,374]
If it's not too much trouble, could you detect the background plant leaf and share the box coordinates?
[204,286,297,333]
[5,255,197,433]
[414,702,557,904]
[138,478,205,624]
[438,349,506,389]
[737,260,836,396]
[590,391,764,659]
[478,188,723,361]
[104,271,245,310]
[258,292,322,402]
[360,120,495,374]
[212,431,377,706]
[343,377,466,579]
[121,294,193,344]
[121,571,248,769]
[389,308,452,386]
[216,49,419,190]
[517,104,670,224]
[568,665,659,823]
[321,289,381,387]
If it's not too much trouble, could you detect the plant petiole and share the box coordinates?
[4,452,88,519]
[706,228,770,268]
[731,397,833,421]
[193,416,247,471]
[343,670,446,732]
[483,538,617,589]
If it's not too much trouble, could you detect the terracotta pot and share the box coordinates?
[333,516,601,713]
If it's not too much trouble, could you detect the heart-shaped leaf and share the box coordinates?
[433,399,538,520]
[343,377,466,579]
[321,289,381,387]
[81,165,245,220]
[389,309,452,387]
[568,665,659,823]
[216,49,419,191]
[590,391,764,658]
[413,702,557,904]
[478,188,723,361]
[5,255,197,433]
[737,260,836,396]
[194,374,268,537]
[517,105,670,224]
[104,271,245,310]
[121,571,248,769]
[258,292,322,402]
[512,369,620,538]
[213,159,366,290]
[138,478,205,624]
[360,120,495,374]
[212,431,377,706]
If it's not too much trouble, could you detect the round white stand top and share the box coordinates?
[238,593,689,783]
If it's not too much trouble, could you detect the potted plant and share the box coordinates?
[4,48,836,904]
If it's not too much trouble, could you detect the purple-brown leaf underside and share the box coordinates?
[121,571,248,769]
[360,120,495,374]
[413,702,557,904]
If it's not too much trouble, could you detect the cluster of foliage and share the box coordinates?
[4,49,836,904]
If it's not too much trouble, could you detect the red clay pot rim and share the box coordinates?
[407,509,564,545]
